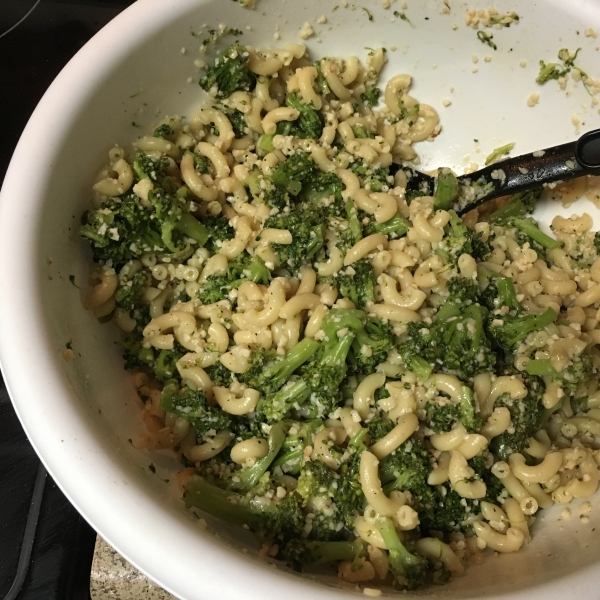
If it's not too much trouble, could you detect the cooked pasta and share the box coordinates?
[80,40,600,592]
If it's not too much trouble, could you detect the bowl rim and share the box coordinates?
[1,1,600,598]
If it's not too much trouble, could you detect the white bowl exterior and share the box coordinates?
[1,0,600,598]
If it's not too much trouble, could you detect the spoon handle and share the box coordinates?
[455,128,600,215]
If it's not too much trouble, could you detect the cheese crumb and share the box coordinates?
[472,67,478,73]
[484,55,492,62]
[62,349,74,362]
[451,22,458,30]
[527,92,540,107]
[442,99,452,107]
[299,22,314,40]
[520,60,527,68]
[382,0,392,7]
[560,508,571,520]
[363,589,382,597]
[572,114,581,134]
[585,28,598,38]
[317,15,327,24]
[580,502,592,516]
[472,54,479,63]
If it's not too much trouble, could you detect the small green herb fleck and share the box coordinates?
[362,7,373,21]
[485,142,515,165]
[131,121,139,127]
[149,463,156,474]
[477,31,497,50]
[393,10,411,23]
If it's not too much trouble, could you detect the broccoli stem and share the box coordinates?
[407,356,433,381]
[184,476,280,528]
[232,422,287,492]
[377,517,427,590]
[345,198,363,243]
[525,358,557,377]
[496,276,521,312]
[302,541,357,564]
[262,338,321,390]
[434,169,459,210]
[259,379,312,422]
[257,134,274,154]
[372,214,410,238]
[512,218,560,250]
[176,212,210,247]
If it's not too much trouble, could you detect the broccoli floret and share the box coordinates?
[153,342,188,382]
[247,169,290,211]
[349,161,390,192]
[132,152,171,182]
[331,258,376,310]
[197,254,271,304]
[300,171,345,217]
[361,85,381,107]
[152,123,174,138]
[199,44,256,98]
[204,361,234,388]
[296,459,347,541]
[223,109,247,138]
[276,93,324,139]
[379,438,432,496]
[526,355,593,396]
[489,372,545,460]
[400,304,496,381]
[487,308,557,351]
[489,189,540,221]
[479,273,521,313]
[263,209,326,267]
[257,310,365,421]
[184,474,303,544]
[436,210,474,265]
[377,517,428,590]
[426,379,482,433]
[271,151,316,195]
[202,214,235,255]
[272,419,323,475]
[241,338,321,395]
[435,276,481,322]
[114,270,147,311]
[363,214,410,240]
[348,317,394,375]
[161,385,233,437]
[118,305,154,369]
[334,433,367,528]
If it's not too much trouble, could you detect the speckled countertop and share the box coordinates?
[90,537,177,600]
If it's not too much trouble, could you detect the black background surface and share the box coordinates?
[0,2,134,598]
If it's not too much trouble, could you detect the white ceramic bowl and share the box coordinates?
[2,1,600,598]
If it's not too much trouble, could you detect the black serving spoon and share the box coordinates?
[394,128,600,215]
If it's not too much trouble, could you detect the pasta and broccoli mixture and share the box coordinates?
[80,42,600,590]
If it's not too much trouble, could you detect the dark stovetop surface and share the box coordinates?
[0,2,133,598]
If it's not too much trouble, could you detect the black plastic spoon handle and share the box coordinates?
[455,128,600,215]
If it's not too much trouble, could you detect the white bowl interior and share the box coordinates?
[2,0,600,598]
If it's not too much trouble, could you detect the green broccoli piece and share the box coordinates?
[241,338,321,395]
[114,270,147,311]
[361,86,381,107]
[489,372,545,460]
[153,342,188,382]
[363,214,410,240]
[247,169,290,211]
[433,168,459,210]
[197,254,271,304]
[348,317,394,376]
[271,151,316,195]
[526,354,593,396]
[331,258,376,310]
[184,474,303,544]
[160,385,233,437]
[263,210,326,267]
[377,517,428,590]
[379,438,432,496]
[272,419,323,475]
[435,276,481,322]
[199,44,256,98]
[132,152,171,182]
[479,273,521,313]
[282,539,358,571]
[487,308,557,351]
[204,361,234,388]
[349,161,391,192]
[276,93,324,139]
[400,303,496,381]
[224,109,247,137]
[427,378,482,433]
[152,124,174,138]
[202,214,235,255]
[436,210,474,265]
